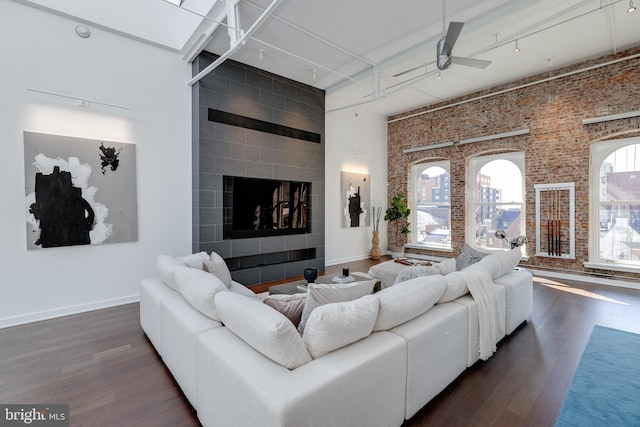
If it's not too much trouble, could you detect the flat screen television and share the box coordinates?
[223,176,311,239]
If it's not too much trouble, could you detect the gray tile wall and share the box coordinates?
[193,53,325,285]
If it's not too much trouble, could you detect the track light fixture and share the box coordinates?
[437,72,442,80]
[514,39,520,53]
[312,69,317,80]
[258,49,264,61]
[628,0,636,12]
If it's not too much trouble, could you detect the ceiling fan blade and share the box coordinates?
[450,56,492,69]
[443,21,464,55]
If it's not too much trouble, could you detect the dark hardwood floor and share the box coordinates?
[1,258,639,426]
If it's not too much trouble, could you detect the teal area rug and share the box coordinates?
[555,325,640,426]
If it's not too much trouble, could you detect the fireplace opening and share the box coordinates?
[223,176,311,239]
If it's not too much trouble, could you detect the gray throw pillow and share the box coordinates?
[455,243,489,270]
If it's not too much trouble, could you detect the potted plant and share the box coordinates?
[384,194,411,257]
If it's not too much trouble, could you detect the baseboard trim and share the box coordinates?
[0,294,140,329]
[325,253,373,266]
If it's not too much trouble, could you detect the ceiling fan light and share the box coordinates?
[437,72,442,80]
[628,0,636,12]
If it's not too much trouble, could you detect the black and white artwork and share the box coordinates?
[24,132,138,249]
[341,171,370,228]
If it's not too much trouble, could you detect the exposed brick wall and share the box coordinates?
[388,46,640,280]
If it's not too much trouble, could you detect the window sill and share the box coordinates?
[583,262,640,274]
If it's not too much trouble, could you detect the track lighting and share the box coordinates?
[312,69,317,80]
[258,49,264,61]
[628,0,636,12]
[437,72,442,80]
[514,39,520,53]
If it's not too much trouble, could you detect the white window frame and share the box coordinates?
[467,152,526,251]
[409,160,452,250]
[587,137,640,272]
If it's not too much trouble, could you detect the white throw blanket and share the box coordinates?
[460,265,504,360]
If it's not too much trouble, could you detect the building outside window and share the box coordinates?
[468,152,525,250]
[410,160,451,249]
[590,138,640,266]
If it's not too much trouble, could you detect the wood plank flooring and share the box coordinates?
[1,258,639,426]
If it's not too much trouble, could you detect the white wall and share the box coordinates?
[0,2,192,327]
[324,108,388,265]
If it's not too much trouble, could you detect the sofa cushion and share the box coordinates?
[174,266,228,321]
[157,255,185,291]
[455,244,489,270]
[302,295,379,358]
[178,251,210,268]
[298,279,376,333]
[438,271,470,303]
[263,293,307,326]
[374,275,446,331]
[203,252,232,289]
[215,292,312,369]
[475,248,521,279]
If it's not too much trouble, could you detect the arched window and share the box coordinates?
[468,152,525,250]
[410,160,451,249]
[590,138,640,267]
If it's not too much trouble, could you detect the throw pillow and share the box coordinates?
[177,251,210,268]
[438,271,470,303]
[203,252,232,289]
[156,254,185,291]
[436,257,456,276]
[456,244,489,270]
[215,291,312,370]
[174,266,228,321]
[302,295,379,359]
[392,265,441,285]
[298,279,376,334]
[374,275,446,331]
[263,293,307,326]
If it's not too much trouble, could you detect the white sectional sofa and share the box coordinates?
[140,248,532,427]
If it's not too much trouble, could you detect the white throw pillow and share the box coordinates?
[392,265,441,285]
[303,295,379,359]
[438,271,470,303]
[475,248,521,279]
[215,292,312,370]
[374,275,446,331]
[298,279,376,334]
[174,266,228,321]
[177,251,210,268]
[436,258,456,276]
[229,281,260,300]
[263,293,307,326]
[157,255,185,291]
[203,252,232,289]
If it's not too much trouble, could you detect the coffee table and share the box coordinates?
[269,273,380,295]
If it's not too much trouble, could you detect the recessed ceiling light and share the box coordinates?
[75,25,90,38]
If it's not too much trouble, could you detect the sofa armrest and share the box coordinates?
[196,328,406,427]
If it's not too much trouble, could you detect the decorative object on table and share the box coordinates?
[370,205,383,259]
[494,229,528,249]
[303,267,318,284]
[332,275,355,284]
[24,132,138,249]
[384,194,411,257]
[342,267,349,277]
[340,171,370,228]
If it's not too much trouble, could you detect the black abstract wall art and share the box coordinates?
[24,132,138,250]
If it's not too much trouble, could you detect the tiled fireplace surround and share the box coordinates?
[192,53,325,285]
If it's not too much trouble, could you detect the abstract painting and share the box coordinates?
[341,171,370,228]
[24,132,138,249]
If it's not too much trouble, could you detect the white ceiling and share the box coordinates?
[16,0,640,116]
